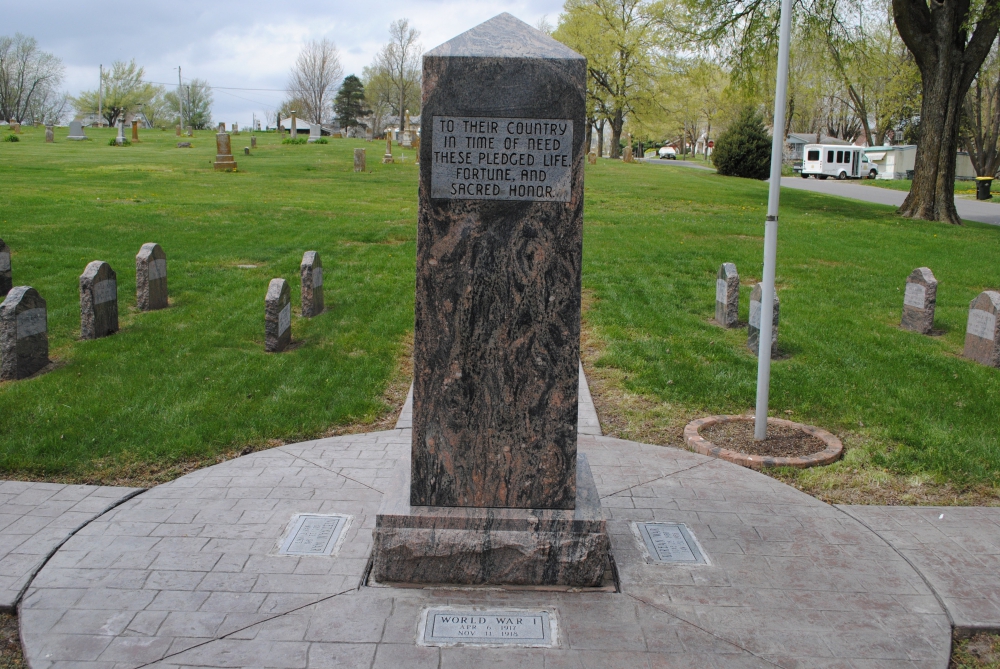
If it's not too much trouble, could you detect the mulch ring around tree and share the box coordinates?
[683,415,843,469]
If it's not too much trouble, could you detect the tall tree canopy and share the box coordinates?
[72,60,161,127]
[366,19,421,133]
[0,33,65,124]
[287,38,343,125]
[163,79,213,129]
[334,75,370,130]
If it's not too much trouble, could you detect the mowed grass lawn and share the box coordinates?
[2,126,999,495]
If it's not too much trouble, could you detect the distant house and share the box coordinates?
[786,133,849,162]
[864,145,916,180]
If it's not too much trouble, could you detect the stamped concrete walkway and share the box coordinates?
[0,482,142,613]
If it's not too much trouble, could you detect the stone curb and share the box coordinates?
[683,414,843,469]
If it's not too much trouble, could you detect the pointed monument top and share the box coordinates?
[426,13,585,60]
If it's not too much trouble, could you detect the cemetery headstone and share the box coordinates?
[588,150,596,164]
[131,120,139,141]
[176,124,182,136]
[0,238,11,297]
[251,135,257,149]
[214,132,237,171]
[365,127,373,141]
[300,251,324,317]
[748,282,779,357]
[623,133,634,162]
[218,122,225,132]
[177,142,192,148]
[715,263,739,328]
[79,261,118,339]
[68,120,87,140]
[0,286,49,381]
[382,133,393,163]
[354,148,366,172]
[901,267,937,334]
[372,13,607,588]
[233,122,239,134]
[45,125,54,143]
[187,128,193,137]
[290,111,297,136]
[116,121,125,145]
[308,123,321,143]
[244,147,249,155]
[265,278,291,352]
[135,243,167,311]
[964,290,1000,367]
[12,122,20,134]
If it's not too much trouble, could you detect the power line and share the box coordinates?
[143,79,287,92]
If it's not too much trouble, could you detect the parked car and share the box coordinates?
[658,146,677,159]
[801,144,876,179]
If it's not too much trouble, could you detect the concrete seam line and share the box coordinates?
[10,486,147,614]
[600,459,712,499]
[287,451,387,495]
[834,505,955,629]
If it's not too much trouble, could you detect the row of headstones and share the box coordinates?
[0,244,327,379]
[714,263,1000,367]
[0,242,167,381]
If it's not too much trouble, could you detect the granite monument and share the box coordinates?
[265,278,291,352]
[0,286,48,381]
[715,262,739,327]
[45,126,53,143]
[80,261,118,340]
[901,267,937,334]
[300,251,324,317]
[0,238,11,297]
[214,131,237,171]
[354,148,366,172]
[308,124,321,143]
[136,243,167,311]
[67,121,87,140]
[964,290,1000,367]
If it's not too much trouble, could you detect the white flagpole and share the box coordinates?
[754,0,794,441]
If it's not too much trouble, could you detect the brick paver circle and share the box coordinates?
[684,414,844,469]
[19,429,946,668]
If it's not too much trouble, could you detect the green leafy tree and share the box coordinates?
[0,33,65,123]
[72,59,160,126]
[163,79,213,129]
[367,19,421,134]
[333,75,370,130]
[712,107,771,178]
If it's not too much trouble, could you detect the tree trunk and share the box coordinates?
[597,119,605,157]
[609,110,624,159]
[893,0,1000,223]
[585,117,594,154]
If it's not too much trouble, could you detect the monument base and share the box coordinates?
[214,158,237,171]
[372,453,609,587]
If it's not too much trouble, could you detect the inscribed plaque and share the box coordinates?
[904,283,926,309]
[0,252,9,272]
[716,279,727,304]
[430,116,573,202]
[277,513,349,556]
[312,267,323,288]
[16,309,46,338]
[278,302,291,335]
[636,522,707,564]
[968,309,997,341]
[420,608,554,647]
[93,280,117,305]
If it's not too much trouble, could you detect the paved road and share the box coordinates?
[638,157,1000,226]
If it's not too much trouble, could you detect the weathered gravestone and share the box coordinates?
[372,13,608,587]
[176,124,182,136]
[67,120,87,140]
[290,111,297,137]
[136,243,167,311]
[45,126,54,143]
[80,261,118,339]
[244,147,249,155]
[214,132,237,171]
[265,278,291,352]
[901,267,937,334]
[308,124,321,143]
[218,122,225,132]
[748,282,779,357]
[177,142,192,148]
[233,122,239,135]
[186,128,192,137]
[964,290,1000,367]
[623,133,634,162]
[354,148,366,172]
[300,251,324,317]
[0,286,49,381]
[0,238,11,297]
[115,121,125,145]
[587,150,596,164]
[715,262,739,328]
[251,135,257,149]
[382,133,393,164]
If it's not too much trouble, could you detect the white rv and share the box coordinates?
[801,144,876,179]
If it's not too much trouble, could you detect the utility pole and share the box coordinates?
[753,0,793,440]
[177,66,184,131]
[98,64,103,127]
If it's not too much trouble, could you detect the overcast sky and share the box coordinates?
[9,0,563,125]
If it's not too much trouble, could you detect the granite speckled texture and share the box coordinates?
[264,278,291,352]
[299,251,324,317]
[412,13,587,510]
[901,266,937,334]
[79,261,118,340]
[964,290,1000,367]
[135,243,168,311]
[372,453,608,586]
[0,286,48,380]
[0,237,11,297]
[715,262,739,327]
[747,282,779,358]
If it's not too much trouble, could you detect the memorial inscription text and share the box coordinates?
[430,116,573,202]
